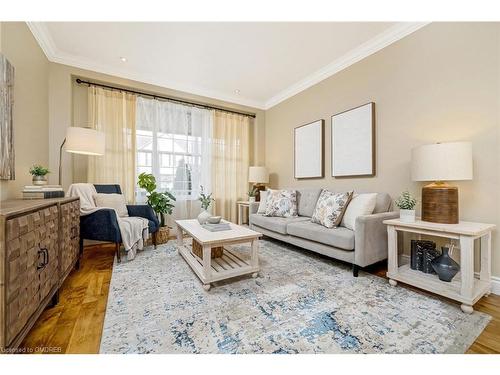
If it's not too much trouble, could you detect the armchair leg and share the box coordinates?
[152,231,158,249]
[352,264,360,277]
[116,243,121,263]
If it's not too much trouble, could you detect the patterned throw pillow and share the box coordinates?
[311,190,353,228]
[264,189,298,217]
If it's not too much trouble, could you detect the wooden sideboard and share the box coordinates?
[0,197,80,350]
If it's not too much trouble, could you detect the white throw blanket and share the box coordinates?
[67,183,150,261]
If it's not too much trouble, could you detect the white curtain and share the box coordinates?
[212,111,251,222]
[87,86,137,203]
[135,97,212,226]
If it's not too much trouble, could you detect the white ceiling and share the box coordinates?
[28,22,428,109]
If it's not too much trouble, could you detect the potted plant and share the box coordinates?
[248,187,257,203]
[29,165,50,186]
[198,185,214,224]
[395,190,417,223]
[137,172,176,244]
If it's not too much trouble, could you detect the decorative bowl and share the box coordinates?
[207,216,222,224]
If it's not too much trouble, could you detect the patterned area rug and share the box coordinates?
[100,239,491,354]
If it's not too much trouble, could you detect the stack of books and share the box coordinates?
[202,222,231,232]
[23,185,65,199]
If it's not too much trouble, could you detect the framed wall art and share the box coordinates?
[331,102,375,178]
[0,53,15,180]
[294,119,324,179]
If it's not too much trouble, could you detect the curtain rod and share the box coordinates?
[75,78,256,118]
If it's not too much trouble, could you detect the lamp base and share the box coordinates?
[253,184,266,202]
[421,182,459,224]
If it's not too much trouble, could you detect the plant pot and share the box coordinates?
[197,209,211,225]
[399,209,416,223]
[431,247,460,282]
[248,197,256,203]
[32,175,47,186]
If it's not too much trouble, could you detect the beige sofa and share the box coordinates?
[249,188,398,276]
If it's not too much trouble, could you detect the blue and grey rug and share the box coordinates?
[100,239,491,354]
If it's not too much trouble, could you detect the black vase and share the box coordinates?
[431,247,460,282]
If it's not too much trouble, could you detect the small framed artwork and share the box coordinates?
[331,102,375,178]
[294,119,324,179]
[0,53,15,180]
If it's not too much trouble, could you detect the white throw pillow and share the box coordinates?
[94,193,129,217]
[341,193,378,230]
[257,190,269,214]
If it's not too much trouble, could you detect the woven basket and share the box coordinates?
[156,226,170,245]
[192,238,223,259]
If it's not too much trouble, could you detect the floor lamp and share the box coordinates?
[59,127,105,186]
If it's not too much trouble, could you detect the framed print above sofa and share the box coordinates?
[331,102,375,178]
[294,119,324,179]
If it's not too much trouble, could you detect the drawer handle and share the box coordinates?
[37,245,49,270]
[70,226,78,239]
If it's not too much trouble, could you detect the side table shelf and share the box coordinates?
[383,218,495,314]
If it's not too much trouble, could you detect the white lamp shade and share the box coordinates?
[411,142,473,181]
[65,127,105,156]
[248,166,269,183]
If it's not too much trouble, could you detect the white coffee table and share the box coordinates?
[175,219,262,291]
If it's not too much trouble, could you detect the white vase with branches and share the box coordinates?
[395,191,417,223]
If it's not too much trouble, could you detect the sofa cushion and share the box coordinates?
[264,189,298,217]
[373,192,392,213]
[341,193,378,230]
[295,188,322,217]
[287,220,355,250]
[250,214,309,235]
[311,190,353,228]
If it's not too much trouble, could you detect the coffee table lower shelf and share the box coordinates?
[178,244,259,290]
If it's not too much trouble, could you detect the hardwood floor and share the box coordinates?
[19,243,500,354]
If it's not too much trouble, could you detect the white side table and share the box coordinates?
[383,218,495,314]
[237,200,250,225]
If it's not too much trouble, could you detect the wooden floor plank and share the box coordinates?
[19,242,500,354]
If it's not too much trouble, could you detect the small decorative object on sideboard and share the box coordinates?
[431,244,460,282]
[29,164,50,185]
[137,172,176,244]
[198,185,214,224]
[395,190,417,222]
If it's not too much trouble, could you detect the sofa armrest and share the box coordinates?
[249,202,260,215]
[354,211,399,267]
[80,208,121,243]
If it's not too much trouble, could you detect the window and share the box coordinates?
[135,109,205,203]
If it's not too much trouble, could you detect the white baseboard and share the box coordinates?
[491,276,500,296]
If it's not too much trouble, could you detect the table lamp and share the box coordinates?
[248,166,269,202]
[411,141,472,224]
[59,127,105,185]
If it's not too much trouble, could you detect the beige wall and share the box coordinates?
[47,63,266,191]
[265,23,500,277]
[0,22,49,200]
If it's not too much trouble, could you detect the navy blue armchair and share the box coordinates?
[80,184,160,262]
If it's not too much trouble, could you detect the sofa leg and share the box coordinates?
[352,264,360,277]
[152,231,157,249]
[116,243,121,263]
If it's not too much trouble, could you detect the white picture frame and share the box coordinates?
[294,119,324,179]
[331,102,375,177]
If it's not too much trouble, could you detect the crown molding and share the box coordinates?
[26,22,266,110]
[27,22,430,112]
[264,22,430,109]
